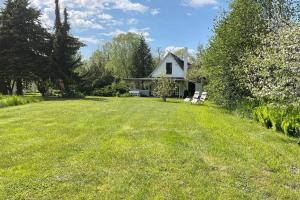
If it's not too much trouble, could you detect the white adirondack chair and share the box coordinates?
[191,92,208,104]
[184,91,200,103]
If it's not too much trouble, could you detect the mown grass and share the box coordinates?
[0,97,299,199]
[0,95,42,108]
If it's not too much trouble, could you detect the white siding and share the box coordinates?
[151,54,185,78]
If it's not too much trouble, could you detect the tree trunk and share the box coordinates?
[162,96,167,102]
[0,80,9,95]
[16,79,23,96]
[37,81,47,97]
[8,80,15,95]
[298,139,300,146]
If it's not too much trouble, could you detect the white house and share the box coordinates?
[125,47,202,98]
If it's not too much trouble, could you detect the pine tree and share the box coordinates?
[0,0,51,95]
[132,35,154,78]
[52,0,84,95]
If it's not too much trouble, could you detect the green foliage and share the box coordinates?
[104,33,154,79]
[253,105,300,137]
[0,95,42,108]
[201,0,267,108]
[132,35,154,78]
[61,90,85,98]
[253,106,272,128]
[51,3,84,95]
[153,76,177,102]
[0,0,52,95]
[78,50,114,95]
[93,81,129,97]
[105,33,140,78]
[244,24,300,105]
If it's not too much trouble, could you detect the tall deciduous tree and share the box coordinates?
[105,32,140,79]
[79,50,114,95]
[244,23,300,105]
[201,0,268,107]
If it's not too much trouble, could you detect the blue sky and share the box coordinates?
[0,0,229,58]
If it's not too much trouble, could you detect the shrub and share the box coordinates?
[253,105,300,137]
[93,81,130,97]
[253,106,272,128]
[93,86,114,97]
[0,96,42,108]
[153,76,177,102]
[62,90,85,98]
[268,106,284,132]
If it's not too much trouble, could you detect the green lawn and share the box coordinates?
[0,97,299,199]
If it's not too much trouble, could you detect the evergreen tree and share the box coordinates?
[0,0,51,95]
[132,35,154,78]
[51,0,84,95]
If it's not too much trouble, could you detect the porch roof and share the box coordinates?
[124,77,186,82]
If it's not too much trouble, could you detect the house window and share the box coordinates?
[166,63,172,75]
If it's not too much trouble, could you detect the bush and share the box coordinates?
[0,95,42,108]
[93,81,129,97]
[253,106,272,128]
[269,107,284,132]
[93,86,114,97]
[253,105,300,137]
[62,90,85,98]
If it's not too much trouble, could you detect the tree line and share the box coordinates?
[78,32,154,96]
[190,0,300,108]
[0,0,83,96]
[187,0,299,137]
[0,0,155,97]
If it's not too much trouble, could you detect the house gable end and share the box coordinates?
[150,53,185,78]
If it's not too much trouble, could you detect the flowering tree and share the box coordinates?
[244,23,300,106]
[153,76,177,102]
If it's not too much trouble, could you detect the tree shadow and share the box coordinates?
[43,96,108,102]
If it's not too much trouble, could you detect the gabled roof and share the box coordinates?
[168,52,191,70]
[149,52,191,77]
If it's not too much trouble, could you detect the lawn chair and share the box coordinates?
[185,91,200,103]
[191,92,208,104]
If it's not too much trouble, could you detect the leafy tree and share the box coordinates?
[186,45,205,82]
[153,76,177,102]
[79,50,114,94]
[105,32,140,79]
[51,0,84,95]
[244,23,300,105]
[201,0,268,108]
[0,0,51,95]
[132,35,154,78]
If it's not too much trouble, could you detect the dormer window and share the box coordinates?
[166,63,172,75]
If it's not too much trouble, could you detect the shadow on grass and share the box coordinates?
[43,96,108,102]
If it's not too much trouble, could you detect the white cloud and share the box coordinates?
[72,18,104,30]
[151,8,160,16]
[165,46,195,55]
[182,0,217,8]
[98,13,113,20]
[127,18,139,25]
[128,27,153,42]
[100,29,126,37]
[30,0,150,29]
[101,27,153,42]
[79,36,101,44]
[113,0,148,12]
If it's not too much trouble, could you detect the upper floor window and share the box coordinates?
[166,63,172,74]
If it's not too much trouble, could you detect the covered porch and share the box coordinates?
[124,77,201,98]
